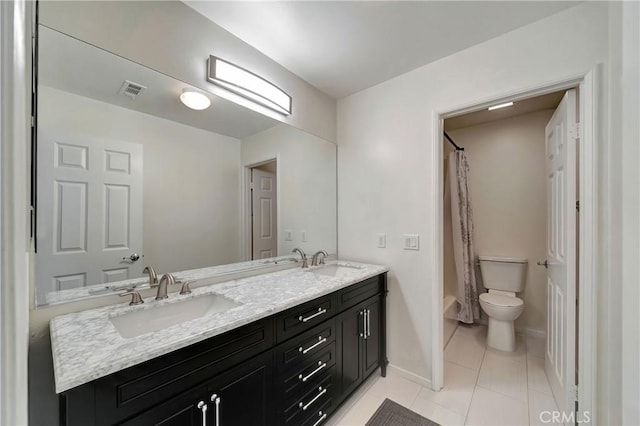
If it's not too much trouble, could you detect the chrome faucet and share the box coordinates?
[311,250,329,266]
[153,273,176,300]
[142,266,158,286]
[292,248,309,268]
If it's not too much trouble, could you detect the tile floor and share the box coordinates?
[329,325,559,426]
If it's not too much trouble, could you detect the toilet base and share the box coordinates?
[487,317,517,352]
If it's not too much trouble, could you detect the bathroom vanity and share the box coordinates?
[52,262,388,425]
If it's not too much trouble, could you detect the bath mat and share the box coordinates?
[365,398,440,426]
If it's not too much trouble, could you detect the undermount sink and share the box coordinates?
[110,294,241,339]
[310,264,363,278]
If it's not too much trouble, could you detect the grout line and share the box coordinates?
[463,326,487,425]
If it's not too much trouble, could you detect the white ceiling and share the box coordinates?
[185,1,579,99]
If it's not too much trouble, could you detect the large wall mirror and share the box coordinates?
[35,25,337,307]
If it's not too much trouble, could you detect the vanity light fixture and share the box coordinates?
[488,101,514,111]
[207,55,292,116]
[180,89,211,110]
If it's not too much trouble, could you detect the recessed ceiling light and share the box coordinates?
[488,102,514,111]
[180,89,211,110]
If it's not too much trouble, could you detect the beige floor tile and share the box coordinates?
[335,392,388,426]
[410,396,466,426]
[527,354,554,395]
[465,387,529,425]
[477,349,528,402]
[366,370,422,407]
[526,333,546,358]
[445,330,487,371]
[529,388,560,425]
[417,362,478,416]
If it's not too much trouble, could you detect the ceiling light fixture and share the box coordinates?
[180,89,211,110]
[488,102,514,111]
[207,55,292,116]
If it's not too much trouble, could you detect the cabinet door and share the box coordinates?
[118,385,204,426]
[363,297,381,377]
[337,304,365,398]
[205,350,274,426]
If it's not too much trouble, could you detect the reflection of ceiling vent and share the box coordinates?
[119,80,147,99]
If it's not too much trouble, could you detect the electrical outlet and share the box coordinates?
[403,234,420,250]
[284,230,293,241]
[377,233,386,248]
[301,230,307,242]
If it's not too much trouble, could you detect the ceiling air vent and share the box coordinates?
[118,80,147,99]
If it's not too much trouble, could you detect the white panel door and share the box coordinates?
[251,168,277,259]
[544,89,578,418]
[36,127,143,301]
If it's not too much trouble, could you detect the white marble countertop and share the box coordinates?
[50,260,388,393]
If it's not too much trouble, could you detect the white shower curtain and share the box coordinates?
[447,151,480,324]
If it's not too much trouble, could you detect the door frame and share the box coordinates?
[241,156,280,261]
[430,66,601,421]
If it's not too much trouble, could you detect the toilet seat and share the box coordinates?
[479,292,523,308]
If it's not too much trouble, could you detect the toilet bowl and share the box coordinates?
[479,292,524,351]
[477,256,527,352]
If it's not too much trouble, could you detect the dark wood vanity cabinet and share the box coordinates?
[60,273,387,426]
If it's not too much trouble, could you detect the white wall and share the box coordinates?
[242,124,337,256]
[39,86,242,278]
[445,110,552,332]
[337,1,607,388]
[39,1,337,143]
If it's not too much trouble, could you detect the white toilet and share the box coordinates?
[478,256,527,352]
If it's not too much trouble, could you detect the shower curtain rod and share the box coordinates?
[444,131,464,151]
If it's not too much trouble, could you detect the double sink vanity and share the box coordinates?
[52,260,389,425]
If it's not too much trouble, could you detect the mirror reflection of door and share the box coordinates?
[251,162,277,260]
[35,127,144,304]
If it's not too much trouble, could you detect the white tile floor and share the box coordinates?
[329,325,559,426]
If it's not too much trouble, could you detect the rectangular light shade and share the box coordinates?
[207,55,292,115]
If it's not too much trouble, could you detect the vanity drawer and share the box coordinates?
[88,318,274,425]
[281,371,335,425]
[300,397,333,426]
[276,294,336,343]
[277,342,336,403]
[336,275,383,311]
[276,318,336,374]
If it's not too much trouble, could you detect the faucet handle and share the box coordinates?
[179,280,194,295]
[119,290,144,306]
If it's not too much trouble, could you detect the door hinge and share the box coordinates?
[570,384,578,402]
[569,123,581,140]
[576,200,580,212]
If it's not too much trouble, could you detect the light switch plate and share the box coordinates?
[301,230,307,242]
[284,230,292,241]
[403,234,420,250]
[377,233,386,248]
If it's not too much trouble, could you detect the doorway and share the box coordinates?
[248,160,278,260]
[439,90,573,423]
[430,68,600,423]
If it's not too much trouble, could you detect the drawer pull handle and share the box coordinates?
[210,394,220,426]
[299,361,327,382]
[312,411,327,426]
[298,308,327,323]
[197,401,207,426]
[299,386,327,411]
[299,336,327,354]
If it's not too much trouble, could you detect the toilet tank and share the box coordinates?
[478,256,528,292]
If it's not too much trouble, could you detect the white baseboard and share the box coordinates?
[387,364,432,388]
[525,328,546,338]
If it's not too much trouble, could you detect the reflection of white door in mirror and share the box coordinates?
[36,127,143,304]
[251,165,277,260]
